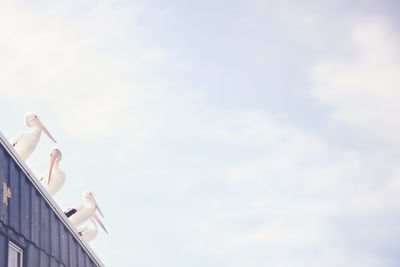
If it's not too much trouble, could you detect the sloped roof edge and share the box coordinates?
[0,131,105,267]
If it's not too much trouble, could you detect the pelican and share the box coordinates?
[39,147,65,196]
[78,217,99,243]
[64,191,108,234]
[10,112,57,161]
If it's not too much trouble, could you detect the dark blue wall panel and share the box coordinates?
[0,233,7,267]
[0,146,9,224]
[0,143,102,267]
[50,212,60,260]
[78,247,85,266]
[26,243,40,266]
[40,249,51,267]
[40,198,51,254]
[20,172,30,239]
[86,254,93,267]
[60,225,69,265]
[9,159,20,233]
[30,187,40,246]
[69,232,78,266]
[50,257,58,267]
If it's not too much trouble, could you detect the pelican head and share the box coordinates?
[50,147,62,161]
[25,112,38,127]
[83,191,104,217]
[83,190,95,203]
[47,147,62,185]
[24,112,57,143]
[83,191,108,234]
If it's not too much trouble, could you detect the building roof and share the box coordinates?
[0,132,105,267]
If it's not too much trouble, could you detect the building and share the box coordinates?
[0,132,105,267]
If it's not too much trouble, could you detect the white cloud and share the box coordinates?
[0,2,166,142]
[310,17,400,144]
[177,108,400,266]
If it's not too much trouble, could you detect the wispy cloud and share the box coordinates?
[310,17,400,144]
[0,2,167,142]
[179,108,400,266]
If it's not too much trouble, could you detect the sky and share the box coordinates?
[1,0,400,266]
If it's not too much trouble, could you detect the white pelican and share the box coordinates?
[10,112,57,161]
[64,191,108,234]
[78,217,99,243]
[39,147,65,196]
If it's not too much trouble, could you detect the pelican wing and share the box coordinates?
[78,225,89,234]
[39,171,49,183]
[10,132,24,147]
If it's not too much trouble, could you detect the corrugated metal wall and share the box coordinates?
[0,144,99,267]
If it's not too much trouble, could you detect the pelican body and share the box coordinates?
[10,113,56,161]
[39,147,65,196]
[78,218,98,243]
[64,191,108,234]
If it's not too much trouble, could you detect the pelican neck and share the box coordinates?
[53,159,62,173]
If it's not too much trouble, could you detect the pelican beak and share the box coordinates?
[94,199,104,218]
[36,118,57,143]
[93,213,108,234]
[47,154,57,185]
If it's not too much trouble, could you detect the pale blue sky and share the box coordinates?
[1,1,400,266]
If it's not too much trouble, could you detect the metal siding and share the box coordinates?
[60,225,69,265]
[26,243,40,267]
[85,254,93,267]
[50,211,60,260]
[40,198,51,254]
[50,256,59,267]
[30,186,41,246]
[0,146,9,224]
[9,159,21,232]
[20,172,31,239]
[77,246,85,267]
[40,249,51,267]
[0,232,7,267]
[69,231,78,266]
[57,221,63,264]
